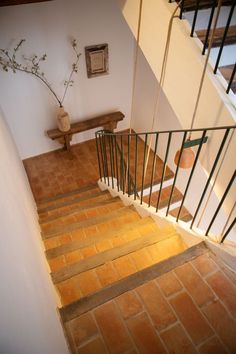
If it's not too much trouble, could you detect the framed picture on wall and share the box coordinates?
[85,43,109,78]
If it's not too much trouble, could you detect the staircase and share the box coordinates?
[37,183,209,352]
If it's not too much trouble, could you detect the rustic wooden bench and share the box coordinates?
[47,111,124,151]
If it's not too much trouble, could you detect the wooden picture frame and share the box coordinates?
[85,43,109,78]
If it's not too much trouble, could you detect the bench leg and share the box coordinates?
[64,134,71,151]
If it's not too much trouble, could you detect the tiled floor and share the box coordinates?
[65,253,236,354]
[24,139,99,202]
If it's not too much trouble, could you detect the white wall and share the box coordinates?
[0,107,69,353]
[0,0,134,158]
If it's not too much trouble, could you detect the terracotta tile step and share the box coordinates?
[143,185,183,210]
[39,195,116,225]
[38,191,111,220]
[59,242,207,320]
[169,206,193,222]
[40,197,124,233]
[56,234,194,307]
[52,227,181,284]
[45,217,157,259]
[37,187,103,216]
[37,183,98,207]
[42,205,140,239]
[47,220,161,273]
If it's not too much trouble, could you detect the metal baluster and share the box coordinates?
[103,134,109,186]
[206,170,236,236]
[134,135,138,200]
[127,134,131,197]
[148,133,159,207]
[177,130,207,222]
[166,131,187,216]
[226,62,236,94]
[180,0,185,19]
[121,135,125,194]
[156,132,172,212]
[214,2,235,74]
[191,128,231,229]
[140,134,148,204]
[108,135,114,189]
[202,0,217,55]
[221,217,236,243]
[99,132,106,183]
[95,132,102,181]
[114,135,120,192]
[191,0,200,37]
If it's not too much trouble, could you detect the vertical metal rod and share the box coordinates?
[221,201,236,237]
[177,130,207,222]
[127,134,131,197]
[95,133,102,181]
[190,0,200,37]
[221,217,236,243]
[134,135,138,200]
[226,62,236,94]
[108,135,114,189]
[166,131,187,216]
[121,135,125,194]
[191,128,230,228]
[140,134,148,204]
[103,134,109,186]
[148,133,159,207]
[156,132,172,212]
[214,2,235,74]
[114,135,120,192]
[99,133,107,183]
[202,0,217,55]
[180,0,185,19]
[206,169,236,236]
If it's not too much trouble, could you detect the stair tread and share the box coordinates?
[52,228,180,284]
[39,195,115,224]
[169,206,193,222]
[42,204,139,239]
[59,242,207,321]
[196,25,236,48]
[219,64,236,93]
[37,187,104,213]
[37,183,98,206]
[45,217,156,259]
[143,185,183,209]
[176,0,231,11]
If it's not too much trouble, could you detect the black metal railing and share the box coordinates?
[170,0,236,95]
[96,125,236,243]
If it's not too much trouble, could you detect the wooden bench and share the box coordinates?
[47,111,124,151]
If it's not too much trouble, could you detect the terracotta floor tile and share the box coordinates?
[80,245,97,259]
[56,278,81,306]
[130,248,154,271]
[127,312,167,354]
[116,291,143,319]
[78,337,107,354]
[95,262,119,287]
[67,312,98,347]
[48,255,66,272]
[43,237,60,250]
[161,323,197,354]
[157,271,182,297]
[94,301,133,354]
[96,239,112,253]
[77,270,101,296]
[65,249,83,265]
[113,255,137,278]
